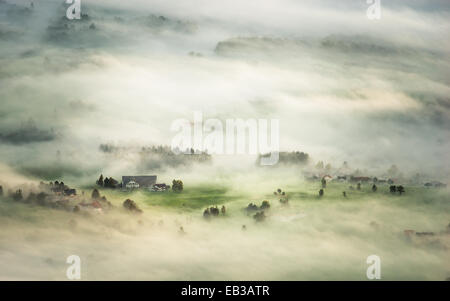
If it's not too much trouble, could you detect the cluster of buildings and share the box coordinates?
[122,175,170,191]
[306,174,394,184]
[40,181,77,197]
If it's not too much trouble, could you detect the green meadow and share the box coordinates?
[91,181,449,213]
[1,179,449,280]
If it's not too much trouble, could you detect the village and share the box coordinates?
[0,174,184,217]
[0,169,449,280]
[0,169,447,218]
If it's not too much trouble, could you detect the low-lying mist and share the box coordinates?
[0,166,449,280]
[0,0,449,281]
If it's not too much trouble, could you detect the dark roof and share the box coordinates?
[122,176,157,187]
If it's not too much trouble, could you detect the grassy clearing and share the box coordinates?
[94,184,247,211]
[1,180,448,280]
[91,180,449,216]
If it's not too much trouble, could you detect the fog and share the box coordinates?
[0,0,449,280]
[1,167,449,280]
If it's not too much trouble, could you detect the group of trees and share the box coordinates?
[260,200,270,210]
[253,211,266,222]
[390,185,405,195]
[140,145,211,170]
[12,189,23,201]
[273,188,286,196]
[203,205,226,218]
[316,161,332,170]
[92,188,101,199]
[274,188,288,204]
[46,181,67,192]
[172,180,183,192]
[123,199,142,213]
[87,188,113,209]
[6,186,51,207]
[318,180,405,198]
[246,200,271,212]
[96,174,119,189]
[321,177,327,188]
[257,151,309,167]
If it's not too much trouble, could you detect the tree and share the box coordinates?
[387,164,399,176]
[253,211,266,222]
[260,200,270,210]
[172,180,184,192]
[319,189,324,197]
[123,199,142,213]
[389,185,396,193]
[325,163,332,170]
[203,208,211,219]
[91,188,100,199]
[107,177,118,188]
[103,177,110,188]
[397,185,405,195]
[13,189,23,201]
[96,174,104,187]
[372,184,377,192]
[210,206,219,216]
[26,192,37,203]
[246,203,258,212]
[36,192,47,205]
[316,161,324,169]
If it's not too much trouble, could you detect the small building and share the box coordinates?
[337,175,347,181]
[322,175,333,182]
[351,176,371,183]
[425,181,447,188]
[125,180,140,189]
[122,175,157,189]
[152,183,170,192]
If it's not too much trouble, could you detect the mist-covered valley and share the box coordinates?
[0,0,449,280]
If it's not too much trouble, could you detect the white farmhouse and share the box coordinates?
[125,180,140,189]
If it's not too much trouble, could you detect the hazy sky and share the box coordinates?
[0,0,449,182]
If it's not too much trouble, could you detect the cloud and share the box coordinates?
[0,119,57,145]
[0,0,448,179]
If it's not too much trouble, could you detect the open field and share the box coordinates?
[0,0,449,282]
[1,180,449,280]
